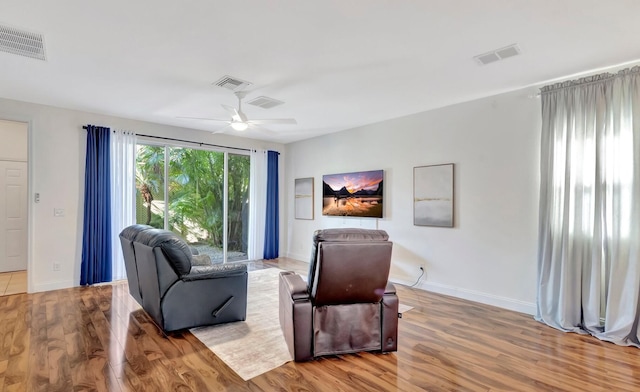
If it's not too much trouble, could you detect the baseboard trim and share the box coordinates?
[33,280,75,293]
[390,277,536,315]
[284,252,307,262]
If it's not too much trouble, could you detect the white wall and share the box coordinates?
[0,97,284,293]
[284,87,541,314]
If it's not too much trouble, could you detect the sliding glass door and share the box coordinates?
[135,143,249,263]
[227,153,250,261]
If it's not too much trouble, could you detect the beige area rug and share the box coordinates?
[190,268,292,381]
[190,268,413,381]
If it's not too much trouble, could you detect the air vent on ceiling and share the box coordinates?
[0,23,46,61]
[247,96,284,109]
[474,43,521,66]
[213,75,252,91]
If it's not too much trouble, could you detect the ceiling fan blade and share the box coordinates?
[176,116,230,122]
[248,118,297,125]
[212,127,231,135]
[221,104,241,120]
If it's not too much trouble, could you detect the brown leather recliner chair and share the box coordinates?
[279,228,398,361]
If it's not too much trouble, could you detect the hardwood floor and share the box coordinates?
[0,271,27,297]
[1,258,639,391]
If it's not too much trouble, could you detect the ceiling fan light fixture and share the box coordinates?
[231,121,248,131]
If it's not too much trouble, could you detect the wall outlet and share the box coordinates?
[419,265,426,278]
[54,208,65,217]
[53,262,61,271]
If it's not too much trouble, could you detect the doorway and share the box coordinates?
[0,119,28,295]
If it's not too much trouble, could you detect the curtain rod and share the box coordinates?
[136,134,252,152]
[82,126,251,152]
[540,65,640,95]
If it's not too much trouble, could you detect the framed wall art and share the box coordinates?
[414,163,454,227]
[294,177,314,220]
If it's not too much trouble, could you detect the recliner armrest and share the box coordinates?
[384,282,396,295]
[279,271,313,361]
[183,263,247,281]
[381,284,399,353]
[279,271,309,300]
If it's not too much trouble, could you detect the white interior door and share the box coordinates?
[0,161,28,273]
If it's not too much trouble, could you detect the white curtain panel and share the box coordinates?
[537,67,640,346]
[110,129,137,281]
[248,149,267,260]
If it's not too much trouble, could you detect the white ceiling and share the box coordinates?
[1,1,640,143]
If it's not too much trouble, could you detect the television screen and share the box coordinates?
[322,169,384,218]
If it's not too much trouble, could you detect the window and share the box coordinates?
[135,143,250,263]
[537,68,640,344]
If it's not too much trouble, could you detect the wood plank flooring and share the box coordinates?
[0,271,27,297]
[0,258,639,391]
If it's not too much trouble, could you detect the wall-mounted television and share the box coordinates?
[322,169,384,218]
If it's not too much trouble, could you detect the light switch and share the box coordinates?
[54,208,65,217]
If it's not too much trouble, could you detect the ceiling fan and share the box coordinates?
[178,91,297,134]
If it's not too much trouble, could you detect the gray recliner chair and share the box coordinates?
[278,228,399,361]
[119,224,248,333]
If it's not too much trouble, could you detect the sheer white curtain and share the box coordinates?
[248,149,267,260]
[110,129,137,280]
[537,67,640,346]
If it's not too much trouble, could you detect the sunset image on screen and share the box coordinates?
[322,170,383,218]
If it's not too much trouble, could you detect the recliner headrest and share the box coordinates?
[119,224,155,241]
[313,228,389,244]
[134,229,193,276]
[308,228,390,294]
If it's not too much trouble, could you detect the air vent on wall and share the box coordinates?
[247,96,284,109]
[0,24,46,61]
[213,75,252,91]
[474,43,521,66]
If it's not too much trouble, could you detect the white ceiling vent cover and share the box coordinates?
[213,75,252,91]
[474,44,521,66]
[247,96,284,109]
[0,24,46,61]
